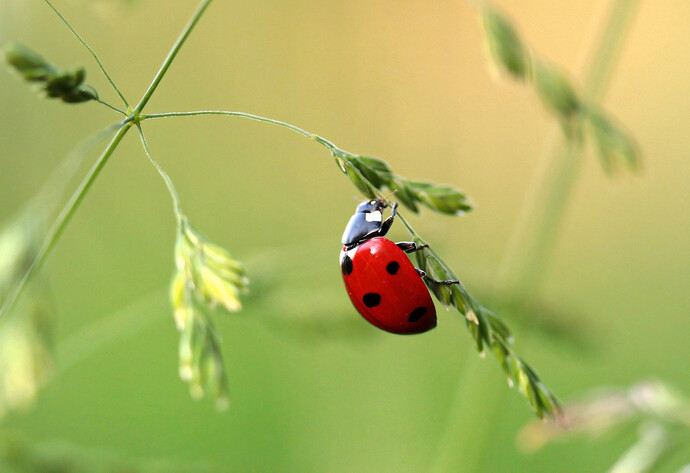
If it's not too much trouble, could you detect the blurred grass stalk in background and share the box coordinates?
[433,1,641,472]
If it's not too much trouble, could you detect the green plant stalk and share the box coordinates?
[142,111,314,138]
[136,124,183,218]
[0,0,215,319]
[133,0,213,115]
[435,1,641,472]
[496,0,640,300]
[142,111,338,153]
[96,99,127,116]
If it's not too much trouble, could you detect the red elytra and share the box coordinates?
[341,237,436,335]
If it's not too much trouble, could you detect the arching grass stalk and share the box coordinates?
[141,111,336,151]
[434,1,642,472]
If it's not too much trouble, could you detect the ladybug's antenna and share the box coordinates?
[381,189,398,205]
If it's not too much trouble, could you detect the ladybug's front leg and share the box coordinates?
[416,268,459,285]
[396,241,429,254]
[376,201,399,237]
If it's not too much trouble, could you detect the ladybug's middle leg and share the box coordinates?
[416,268,459,285]
[396,241,429,253]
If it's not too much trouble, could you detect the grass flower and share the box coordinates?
[169,215,248,410]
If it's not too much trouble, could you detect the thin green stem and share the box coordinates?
[141,110,339,153]
[396,212,422,239]
[43,0,130,109]
[133,0,214,115]
[0,120,132,319]
[136,124,183,218]
[97,99,127,116]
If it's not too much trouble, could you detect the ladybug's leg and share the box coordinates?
[396,241,429,253]
[416,268,459,285]
[376,202,399,237]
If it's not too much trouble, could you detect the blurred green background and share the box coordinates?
[1,0,689,471]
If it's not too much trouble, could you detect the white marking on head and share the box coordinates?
[365,211,382,223]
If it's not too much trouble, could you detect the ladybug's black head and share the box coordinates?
[342,199,390,248]
[355,199,387,214]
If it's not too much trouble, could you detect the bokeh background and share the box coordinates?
[1,0,689,471]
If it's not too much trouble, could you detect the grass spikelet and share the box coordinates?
[478,5,639,172]
[169,215,248,409]
[482,8,531,80]
[4,42,98,103]
[336,151,473,215]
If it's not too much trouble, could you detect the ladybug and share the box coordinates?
[340,198,458,335]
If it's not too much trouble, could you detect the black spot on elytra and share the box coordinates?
[386,261,400,275]
[362,293,381,308]
[341,254,353,275]
[408,306,427,322]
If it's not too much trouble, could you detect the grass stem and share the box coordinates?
[142,110,335,151]
[97,99,127,116]
[43,0,130,109]
[435,1,641,471]
[136,125,183,218]
[133,0,214,115]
